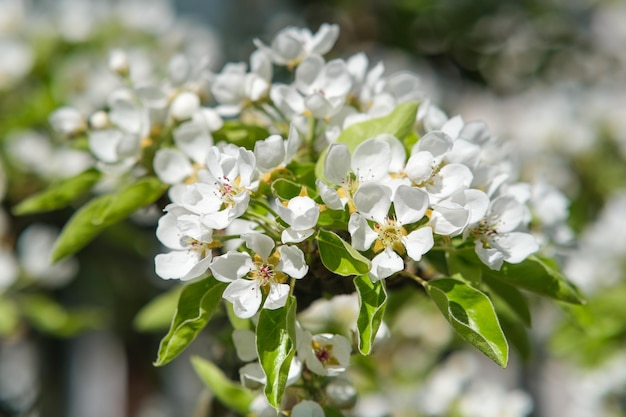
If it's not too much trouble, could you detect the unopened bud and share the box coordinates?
[108,49,129,77]
[170,91,200,121]
[89,111,109,130]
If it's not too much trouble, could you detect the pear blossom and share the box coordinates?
[253,23,339,67]
[209,233,308,319]
[296,329,351,377]
[292,401,326,417]
[276,195,320,243]
[349,183,433,281]
[253,124,301,175]
[468,195,539,270]
[430,189,490,236]
[154,209,216,281]
[317,137,393,211]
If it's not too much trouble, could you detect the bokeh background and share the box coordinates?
[1,0,625,416]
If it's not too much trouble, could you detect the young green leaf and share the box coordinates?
[190,355,255,415]
[257,296,297,410]
[483,255,585,305]
[426,278,509,367]
[315,101,419,180]
[447,247,482,284]
[354,274,388,355]
[50,177,167,262]
[0,296,20,336]
[133,286,183,333]
[483,275,531,327]
[154,278,227,366]
[13,169,101,215]
[316,229,371,276]
[271,178,318,201]
[212,120,271,150]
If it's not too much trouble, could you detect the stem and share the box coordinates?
[402,271,429,287]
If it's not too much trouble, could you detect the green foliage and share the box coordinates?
[426,278,509,367]
[154,277,227,367]
[191,356,255,415]
[19,294,103,337]
[257,296,297,410]
[50,177,167,262]
[483,256,584,305]
[0,296,20,336]
[12,169,102,215]
[133,286,183,333]
[316,229,371,276]
[213,120,271,150]
[354,274,388,355]
[271,177,317,201]
[315,101,419,179]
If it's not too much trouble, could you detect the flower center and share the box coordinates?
[312,340,339,366]
[217,175,244,208]
[374,218,406,252]
[183,237,218,258]
[251,253,287,287]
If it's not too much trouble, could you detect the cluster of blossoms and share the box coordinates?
[39,21,576,416]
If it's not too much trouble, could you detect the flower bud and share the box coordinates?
[108,49,129,77]
[89,111,109,130]
[170,91,200,121]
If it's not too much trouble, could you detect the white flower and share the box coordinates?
[292,400,326,417]
[209,233,308,319]
[276,196,320,243]
[253,124,301,175]
[469,196,539,270]
[297,330,351,376]
[169,91,200,121]
[430,189,490,237]
[49,107,86,137]
[349,183,433,281]
[253,23,339,67]
[154,210,215,281]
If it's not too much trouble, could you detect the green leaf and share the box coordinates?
[154,278,227,367]
[483,255,585,305]
[191,355,255,415]
[497,309,531,361]
[316,229,371,276]
[354,274,387,355]
[212,120,270,150]
[51,177,167,262]
[0,296,20,336]
[315,101,419,179]
[447,247,482,284]
[271,178,317,201]
[426,278,509,367]
[133,286,183,333]
[19,294,103,337]
[13,169,101,215]
[257,296,297,410]
[484,275,531,327]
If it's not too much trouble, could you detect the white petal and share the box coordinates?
[369,248,404,282]
[173,121,213,164]
[287,196,320,230]
[277,245,308,278]
[309,23,340,56]
[324,143,351,184]
[88,129,123,164]
[430,201,470,236]
[489,196,528,233]
[153,149,193,184]
[285,124,302,163]
[242,233,275,260]
[353,182,392,224]
[405,151,435,184]
[223,279,263,319]
[209,251,252,282]
[456,189,490,225]
[156,212,184,249]
[316,179,344,210]
[254,134,285,172]
[348,212,377,251]
[475,241,504,271]
[429,164,473,200]
[264,283,290,310]
[292,401,325,417]
[491,232,539,264]
[377,133,406,173]
[394,185,429,225]
[403,227,434,261]
[281,227,314,243]
[352,138,391,182]
[414,130,453,158]
[155,250,208,281]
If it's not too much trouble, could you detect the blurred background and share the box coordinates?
[1,0,625,416]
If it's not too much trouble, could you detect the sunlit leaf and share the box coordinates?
[133,286,183,333]
[13,169,101,215]
[51,177,167,262]
[316,229,371,276]
[354,274,387,355]
[426,278,509,367]
[257,296,297,410]
[315,101,419,179]
[191,356,255,415]
[154,278,227,366]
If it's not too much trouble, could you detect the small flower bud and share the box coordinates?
[108,49,129,77]
[170,91,200,121]
[89,111,109,130]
